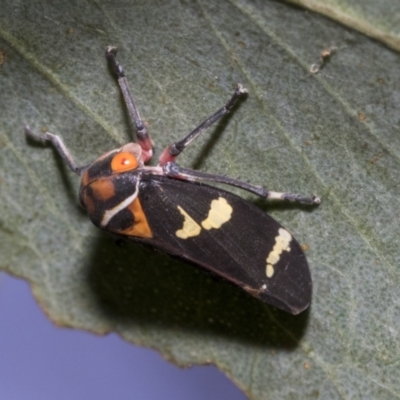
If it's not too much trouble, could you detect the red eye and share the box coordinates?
[111,152,138,172]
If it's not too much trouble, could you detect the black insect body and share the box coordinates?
[26,47,320,315]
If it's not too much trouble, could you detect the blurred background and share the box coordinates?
[0,273,245,400]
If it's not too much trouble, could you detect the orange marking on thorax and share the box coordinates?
[82,191,95,214]
[111,152,138,173]
[89,178,116,201]
[81,171,90,188]
[123,198,153,238]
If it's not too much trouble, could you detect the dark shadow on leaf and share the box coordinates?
[85,231,310,350]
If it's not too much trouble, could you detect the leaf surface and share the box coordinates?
[1,1,399,398]
[284,0,400,51]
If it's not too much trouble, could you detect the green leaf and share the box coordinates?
[284,0,400,51]
[1,0,399,398]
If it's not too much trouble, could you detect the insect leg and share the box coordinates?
[163,162,320,205]
[25,126,84,175]
[158,84,248,166]
[105,46,153,162]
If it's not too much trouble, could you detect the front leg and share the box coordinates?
[25,126,85,175]
[105,46,154,162]
[158,84,247,166]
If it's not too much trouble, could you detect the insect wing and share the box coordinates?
[137,176,312,314]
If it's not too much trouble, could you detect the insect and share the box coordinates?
[26,47,320,315]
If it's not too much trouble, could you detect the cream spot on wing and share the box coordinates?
[266,264,274,278]
[201,197,233,230]
[176,206,201,239]
[265,228,292,278]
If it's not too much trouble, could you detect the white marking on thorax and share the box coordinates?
[101,180,140,227]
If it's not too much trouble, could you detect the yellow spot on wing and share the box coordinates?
[201,197,233,230]
[266,264,274,278]
[265,228,292,278]
[176,206,201,239]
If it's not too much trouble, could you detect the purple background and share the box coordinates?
[0,273,246,400]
